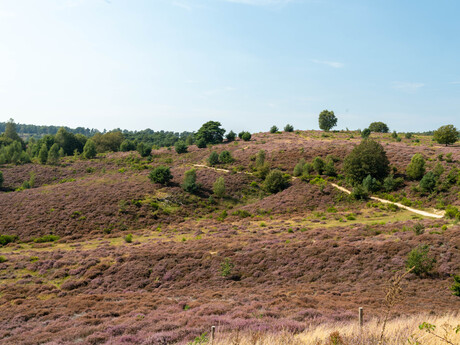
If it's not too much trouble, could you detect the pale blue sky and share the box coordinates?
[0,0,459,133]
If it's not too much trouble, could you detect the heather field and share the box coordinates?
[0,131,459,344]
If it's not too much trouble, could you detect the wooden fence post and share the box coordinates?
[211,325,216,345]
[359,307,363,327]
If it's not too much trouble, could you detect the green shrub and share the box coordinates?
[433,124,459,146]
[174,141,188,154]
[220,258,234,277]
[226,130,236,142]
[406,153,426,180]
[412,222,425,235]
[369,121,389,133]
[383,175,404,192]
[120,139,136,152]
[137,142,152,157]
[284,124,294,132]
[313,157,325,175]
[38,143,48,164]
[406,245,435,276]
[446,168,458,184]
[207,151,219,166]
[419,172,436,193]
[362,174,378,193]
[444,206,459,219]
[232,209,252,218]
[302,163,314,176]
[182,168,198,193]
[218,150,233,164]
[433,163,444,178]
[195,121,225,145]
[361,128,371,138]
[405,132,413,139]
[83,139,97,159]
[196,138,207,148]
[263,170,289,193]
[324,161,336,177]
[124,234,133,243]
[33,234,60,243]
[255,150,266,169]
[148,166,172,185]
[293,159,305,177]
[213,176,226,198]
[450,275,460,297]
[241,131,252,141]
[0,234,18,246]
[350,184,369,200]
[270,125,278,133]
[0,256,6,263]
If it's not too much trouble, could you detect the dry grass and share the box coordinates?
[213,314,460,345]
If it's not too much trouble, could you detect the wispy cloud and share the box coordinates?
[311,59,344,68]
[172,1,192,10]
[222,0,296,6]
[392,81,425,93]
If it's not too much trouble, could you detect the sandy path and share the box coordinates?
[193,164,445,219]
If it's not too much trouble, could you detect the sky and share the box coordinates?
[0,0,459,133]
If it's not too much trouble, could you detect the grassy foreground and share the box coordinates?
[213,314,460,345]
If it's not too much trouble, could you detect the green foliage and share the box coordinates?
[182,168,198,193]
[445,206,459,219]
[406,245,435,276]
[433,124,459,146]
[432,162,444,178]
[0,256,6,263]
[284,124,294,132]
[343,139,390,184]
[293,159,306,177]
[47,143,60,165]
[120,139,136,152]
[195,121,225,145]
[383,175,404,192]
[0,171,3,188]
[220,257,234,277]
[148,166,172,185]
[368,121,389,133]
[124,234,133,243]
[232,209,252,218]
[218,150,234,164]
[419,172,436,193]
[83,139,97,159]
[263,169,289,193]
[318,109,337,131]
[196,138,207,148]
[213,176,226,198]
[361,128,371,138]
[174,141,188,154]
[406,153,426,180]
[313,157,325,175]
[446,168,458,184]
[412,222,425,235]
[362,174,378,193]
[91,131,124,153]
[241,131,252,141]
[54,127,83,155]
[225,130,236,142]
[33,234,60,243]
[391,130,398,139]
[207,151,219,166]
[0,234,18,246]
[450,275,460,297]
[302,162,314,176]
[255,150,266,169]
[137,142,152,157]
[270,125,278,133]
[0,141,30,165]
[350,184,369,200]
[3,118,23,143]
[188,332,209,345]
[38,143,48,164]
[405,132,413,139]
[324,160,336,177]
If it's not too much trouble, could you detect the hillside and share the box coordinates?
[0,130,459,345]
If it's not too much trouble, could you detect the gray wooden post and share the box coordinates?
[359,307,363,327]
[211,326,215,344]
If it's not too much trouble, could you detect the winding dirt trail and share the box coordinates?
[193,164,445,219]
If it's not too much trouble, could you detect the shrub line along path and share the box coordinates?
[193,164,445,219]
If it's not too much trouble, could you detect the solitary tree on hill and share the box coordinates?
[433,125,459,146]
[318,110,337,132]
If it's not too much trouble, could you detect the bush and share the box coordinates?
[270,125,278,133]
[293,159,305,177]
[0,256,6,263]
[195,121,226,145]
[450,275,460,297]
[238,131,244,139]
[218,150,233,164]
[120,139,136,152]
[343,139,390,184]
[264,170,289,193]
[33,234,60,243]
[313,157,325,175]
[391,130,398,139]
[302,163,314,176]
[362,174,378,193]
[137,142,152,157]
[368,121,389,133]
[433,162,444,178]
[38,143,48,164]
[406,153,426,180]
[196,138,207,148]
[433,124,459,146]
[406,245,435,276]
[241,131,252,141]
[124,234,133,243]
[83,139,97,159]
[318,109,337,131]
[213,176,226,198]
[419,172,436,193]
[220,258,234,277]
[361,128,371,138]
[174,141,187,154]
[0,234,18,246]
[255,150,266,169]
[207,151,219,166]
[446,168,459,184]
[444,206,459,219]
[284,124,294,132]
[405,132,413,139]
[182,168,198,193]
[324,161,336,177]
[383,175,404,192]
[226,130,236,142]
[412,222,425,235]
[148,166,172,185]
[350,184,369,200]
[47,143,60,165]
